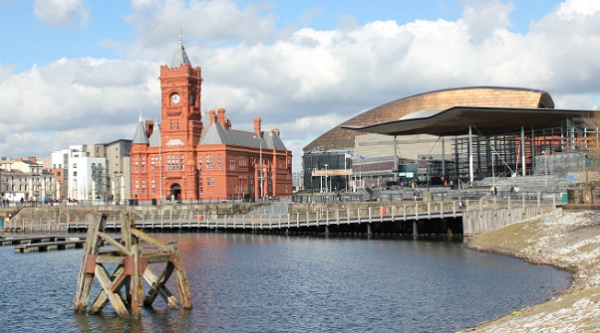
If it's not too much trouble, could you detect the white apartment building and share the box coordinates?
[51,141,131,202]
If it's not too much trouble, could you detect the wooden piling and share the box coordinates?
[73,211,192,318]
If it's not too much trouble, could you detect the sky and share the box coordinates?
[1,0,600,171]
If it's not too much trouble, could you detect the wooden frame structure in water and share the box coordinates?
[73,212,192,317]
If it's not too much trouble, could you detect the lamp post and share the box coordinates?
[254,135,263,200]
[158,123,163,203]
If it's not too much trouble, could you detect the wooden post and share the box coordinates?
[74,213,107,313]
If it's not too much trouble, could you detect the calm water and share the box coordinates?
[0,233,570,333]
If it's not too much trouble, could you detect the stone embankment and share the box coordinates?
[462,209,600,332]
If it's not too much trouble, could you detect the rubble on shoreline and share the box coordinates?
[460,209,600,332]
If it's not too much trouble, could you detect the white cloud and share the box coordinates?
[0,58,159,158]
[5,0,600,172]
[33,0,89,28]
[461,0,515,44]
[555,0,600,19]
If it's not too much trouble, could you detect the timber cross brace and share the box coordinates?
[73,212,192,318]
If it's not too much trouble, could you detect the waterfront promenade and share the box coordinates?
[0,190,558,237]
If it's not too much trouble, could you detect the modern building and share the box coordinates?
[129,35,292,202]
[304,87,595,190]
[51,140,132,201]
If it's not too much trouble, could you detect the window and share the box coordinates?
[217,154,222,170]
[198,178,203,193]
[151,179,156,194]
[198,155,203,171]
[229,154,235,170]
[142,157,146,172]
[142,180,147,194]
[206,154,214,170]
[239,155,247,167]
[167,154,182,171]
[180,154,185,171]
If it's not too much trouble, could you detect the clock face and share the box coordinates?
[171,93,181,104]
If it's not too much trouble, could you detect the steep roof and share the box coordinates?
[132,112,149,145]
[264,130,287,150]
[200,123,287,150]
[149,123,161,147]
[170,33,191,68]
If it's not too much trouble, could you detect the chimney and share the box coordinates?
[209,109,216,126]
[254,116,262,136]
[145,120,154,138]
[16,157,23,162]
[28,157,37,163]
[217,108,226,128]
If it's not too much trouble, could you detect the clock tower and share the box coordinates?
[130,34,293,203]
[159,33,203,147]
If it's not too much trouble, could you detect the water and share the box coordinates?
[0,233,571,332]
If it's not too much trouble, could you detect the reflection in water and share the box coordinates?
[0,233,571,332]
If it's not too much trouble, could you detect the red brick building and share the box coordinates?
[130,36,292,202]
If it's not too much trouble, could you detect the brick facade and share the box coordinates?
[130,38,292,202]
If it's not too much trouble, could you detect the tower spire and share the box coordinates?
[170,31,191,68]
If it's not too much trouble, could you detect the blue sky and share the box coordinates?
[0,0,599,169]
[2,0,560,72]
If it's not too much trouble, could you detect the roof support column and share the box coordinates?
[567,118,574,150]
[393,135,398,183]
[531,128,536,170]
[469,125,474,185]
[441,137,445,178]
[521,126,526,176]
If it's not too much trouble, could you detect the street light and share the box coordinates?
[158,122,163,203]
[254,135,263,200]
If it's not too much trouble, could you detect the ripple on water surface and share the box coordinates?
[0,234,571,332]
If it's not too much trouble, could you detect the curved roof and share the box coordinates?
[343,106,593,136]
[303,86,554,152]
